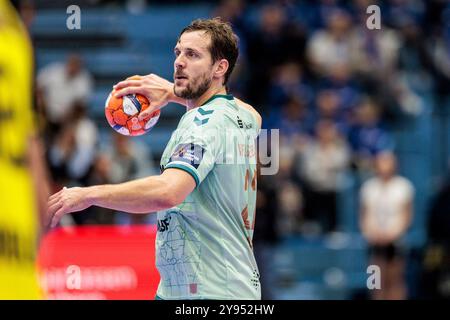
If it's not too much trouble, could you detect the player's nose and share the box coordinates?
[174,55,186,69]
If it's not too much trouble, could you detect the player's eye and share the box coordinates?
[187,51,199,58]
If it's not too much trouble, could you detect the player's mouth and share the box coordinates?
[174,76,188,86]
[174,74,188,81]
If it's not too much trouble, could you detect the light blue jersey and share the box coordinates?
[156,94,261,300]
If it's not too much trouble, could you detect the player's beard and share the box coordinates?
[174,73,211,100]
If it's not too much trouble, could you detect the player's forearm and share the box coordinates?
[86,176,175,214]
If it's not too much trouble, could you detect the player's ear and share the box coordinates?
[213,59,229,80]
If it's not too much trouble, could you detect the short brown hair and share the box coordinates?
[179,17,239,85]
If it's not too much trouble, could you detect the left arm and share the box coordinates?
[47,168,195,227]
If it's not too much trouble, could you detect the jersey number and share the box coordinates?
[241,169,256,232]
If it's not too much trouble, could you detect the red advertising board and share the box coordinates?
[37,225,160,300]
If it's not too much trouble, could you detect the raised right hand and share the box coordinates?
[113,74,175,120]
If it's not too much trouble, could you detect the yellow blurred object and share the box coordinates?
[0,0,42,299]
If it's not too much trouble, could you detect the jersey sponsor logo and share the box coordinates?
[194,107,214,126]
[237,116,244,128]
[169,143,205,169]
[236,116,253,129]
[193,116,209,126]
[197,107,214,116]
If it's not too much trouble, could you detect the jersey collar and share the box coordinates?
[201,94,234,106]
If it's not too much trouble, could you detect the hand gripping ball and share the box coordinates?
[105,77,160,136]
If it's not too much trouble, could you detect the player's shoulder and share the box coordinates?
[181,94,262,130]
[233,97,262,129]
[204,94,262,128]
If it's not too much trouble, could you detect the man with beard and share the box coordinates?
[47,18,262,300]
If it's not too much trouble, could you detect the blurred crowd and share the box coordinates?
[214,0,447,235]
[24,0,450,299]
[221,0,448,300]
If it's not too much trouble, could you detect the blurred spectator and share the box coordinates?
[348,16,404,121]
[104,133,157,225]
[46,101,97,227]
[349,20,401,82]
[76,133,157,225]
[37,54,93,137]
[296,120,350,233]
[18,0,36,31]
[271,142,304,235]
[360,151,414,299]
[267,62,314,108]
[245,3,306,109]
[253,168,280,300]
[266,95,312,143]
[422,0,447,34]
[212,0,247,34]
[213,0,249,95]
[428,27,450,95]
[306,8,353,77]
[348,98,394,175]
[318,63,360,112]
[47,101,98,188]
[47,123,76,184]
[301,0,343,31]
[81,154,116,225]
[125,0,148,14]
[394,18,434,115]
[385,0,425,29]
[310,89,349,136]
[106,133,157,184]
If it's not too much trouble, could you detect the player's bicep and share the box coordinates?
[161,168,196,205]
